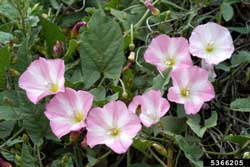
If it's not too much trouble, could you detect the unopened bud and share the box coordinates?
[0,158,12,167]
[41,13,48,19]
[15,155,21,163]
[152,143,168,157]
[69,131,80,143]
[80,136,88,149]
[129,43,135,51]
[71,21,87,38]
[22,133,29,143]
[128,51,135,62]
[243,152,250,159]
[9,68,20,77]
[53,40,65,55]
[165,10,171,19]
[122,91,128,99]
[144,0,160,16]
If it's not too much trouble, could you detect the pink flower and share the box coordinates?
[18,57,65,104]
[189,22,234,65]
[144,34,193,72]
[86,101,141,154]
[167,66,215,114]
[45,87,93,138]
[129,90,170,127]
[201,59,216,79]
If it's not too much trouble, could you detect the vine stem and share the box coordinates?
[134,0,160,30]
[167,144,174,167]
[149,148,168,167]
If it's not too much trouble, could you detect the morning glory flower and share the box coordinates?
[18,57,65,104]
[129,90,170,127]
[167,66,215,114]
[144,34,193,72]
[45,87,93,138]
[189,22,234,65]
[86,100,141,154]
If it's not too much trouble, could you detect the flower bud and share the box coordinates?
[243,152,250,159]
[129,43,135,51]
[71,21,87,38]
[80,136,88,149]
[69,131,80,143]
[152,143,168,157]
[165,10,172,19]
[9,68,20,77]
[122,91,128,99]
[128,51,135,62]
[53,40,65,55]
[144,0,160,16]
[0,158,12,167]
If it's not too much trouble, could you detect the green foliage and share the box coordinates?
[221,3,234,22]
[0,46,10,90]
[0,0,250,167]
[230,98,250,112]
[79,10,125,88]
[187,111,218,138]
[40,17,65,55]
[0,31,14,44]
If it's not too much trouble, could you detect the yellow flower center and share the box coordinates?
[49,84,59,93]
[206,43,214,53]
[180,88,190,97]
[164,58,175,67]
[75,112,83,122]
[110,128,120,137]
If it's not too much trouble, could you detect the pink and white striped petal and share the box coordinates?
[45,87,93,138]
[18,57,65,104]
[86,101,141,154]
[129,90,170,127]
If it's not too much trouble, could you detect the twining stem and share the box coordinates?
[149,148,167,167]
[127,148,131,167]
[134,0,160,30]
[167,144,174,167]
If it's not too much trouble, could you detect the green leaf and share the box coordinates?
[151,69,171,92]
[161,116,186,134]
[49,0,60,9]
[175,135,203,167]
[0,106,19,121]
[0,120,15,139]
[221,3,234,22]
[79,10,125,88]
[21,143,37,167]
[230,98,250,112]
[40,17,65,55]
[14,38,32,73]
[226,134,250,146]
[0,31,13,44]
[0,46,10,90]
[90,86,106,101]
[132,138,153,156]
[231,51,250,66]
[187,111,218,138]
[228,26,250,34]
[23,111,59,145]
[0,1,18,20]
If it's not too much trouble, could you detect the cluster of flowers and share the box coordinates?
[18,22,234,154]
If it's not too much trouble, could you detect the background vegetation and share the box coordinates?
[0,0,249,166]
